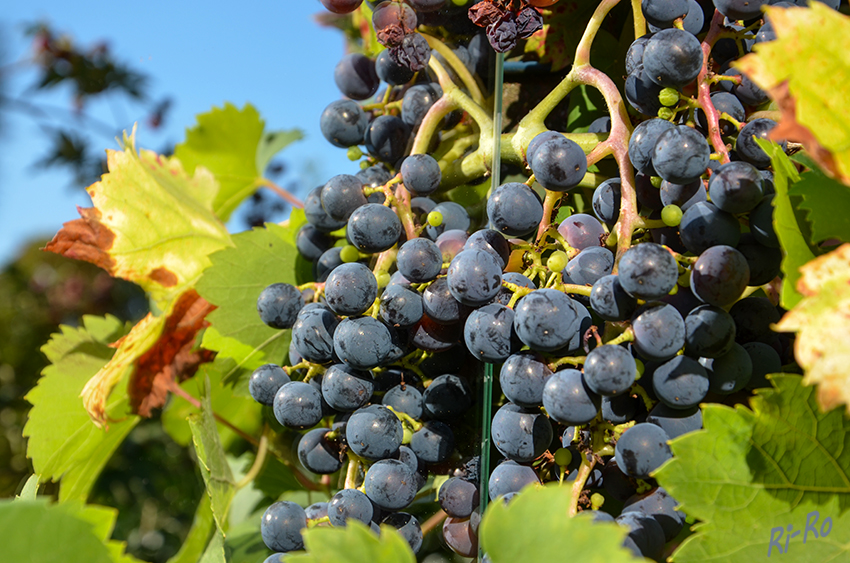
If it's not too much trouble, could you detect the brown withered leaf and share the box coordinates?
[129,290,216,416]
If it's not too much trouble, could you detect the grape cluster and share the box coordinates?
[253,0,810,559]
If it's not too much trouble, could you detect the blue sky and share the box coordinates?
[0,1,354,265]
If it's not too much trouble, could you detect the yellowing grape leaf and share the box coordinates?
[286,520,415,563]
[775,244,850,414]
[735,4,850,185]
[655,375,850,563]
[480,484,642,563]
[45,131,233,424]
[23,315,139,502]
[174,103,303,221]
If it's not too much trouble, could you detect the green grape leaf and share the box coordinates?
[480,484,641,563]
[775,244,850,415]
[188,376,236,532]
[655,375,850,562]
[757,138,815,309]
[174,103,303,221]
[787,167,850,245]
[23,315,140,502]
[566,85,606,132]
[166,495,215,563]
[524,1,598,72]
[199,530,227,563]
[196,218,305,385]
[286,520,416,563]
[17,474,40,500]
[161,359,261,448]
[735,4,850,185]
[0,499,140,563]
[44,131,232,423]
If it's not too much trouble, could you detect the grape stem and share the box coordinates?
[605,327,634,346]
[421,33,485,106]
[548,355,586,371]
[258,177,304,208]
[630,0,648,39]
[696,10,732,164]
[235,426,269,489]
[420,509,448,536]
[344,452,361,490]
[569,455,596,516]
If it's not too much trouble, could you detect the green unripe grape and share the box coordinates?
[427,211,443,227]
[376,271,391,288]
[657,106,676,121]
[347,146,363,161]
[553,448,573,467]
[547,250,568,273]
[340,245,360,263]
[590,493,605,509]
[650,176,663,188]
[661,204,683,227]
[658,87,680,107]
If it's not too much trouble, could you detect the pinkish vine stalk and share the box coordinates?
[697,10,732,164]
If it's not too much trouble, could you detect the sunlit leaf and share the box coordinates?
[174,103,302,220]
[656,375,850,562]
[480,484,641,563]
[775,244,850,414]
[735,4,850,185]
[23,315,139,502]
[286,520,415,563]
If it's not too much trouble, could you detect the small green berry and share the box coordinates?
[427,211,443,227]
[661,204,683,227]
[658,87,680,107]
[547,250,568,273]
[553,448,573,467]
[340,245,360,263]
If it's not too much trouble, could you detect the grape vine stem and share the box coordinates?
[697,10,732,164]
[259,177,304,208]
[420,509,448,536]
[570,455,596,516]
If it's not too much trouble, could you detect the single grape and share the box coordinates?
[363,458,417,510]
[542,369,601,425]
[334,53,379,100]
[320,99,368,148]
[291,306,338,363]
[375,48,415,85]
[616,509,666,559]
[328,488,376,527]
[382,513,423,554]
[401,84,441,127]
[661,204,683,226]
[592,178,621,225]
[334,316,404,369]
[625,64,664,116]
[261,501,307,552]
[625,36,649,75]
[446,248,504,306]
[487,182,544,236]
[702,342,753,394]
[324,262,377,316]
[632,303,686,361]
[443,516,478,558]
[684,304,736,358]
[491,403,553,462]
[273,381,324,429]
[379,284,424,328]
[529,134,588,192]
[249,364,291,406]
[401,153,442,195]
[321,363,374,412]
[641,0,688,27]
[583,345,637,396]
[558,213,605,250]
[488,460,541,501]
[513,288,581,352]
[565,246,614,286]
[297,428,343,474]
[321,0,363,14]
[382,383,424,419]
[708,161,764,214]
[439,477,479,518]
[346,404,403,460]
[678,201,741,254]
[660,178,705,211]
[257,283,304,329]
[651,125,710,184]
[364,114,409,164]
[464,229,511,269]
[347,203,402,253]
[690,245,750,307]
[652,355,709,409]
[736,118,784,169]
[499,351,552,408]
[410,420,455,463]
[642,28,702,88]
[463,303,519,362]
[321,174,367,221]
[617,242,678,300]
[422,277,470,325]
[622,486,685,542]
[743,341,782,389]
[422,374,472,420]
[590,275,637,321]
[615,422,672,479]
